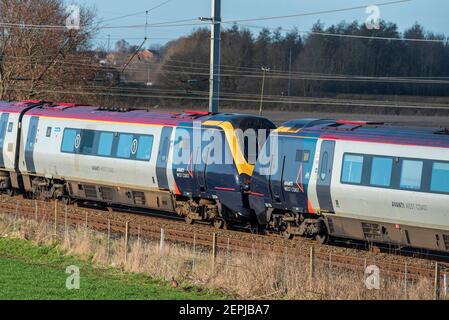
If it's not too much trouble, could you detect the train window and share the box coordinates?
[46,127,52,137]
[431,162,449,193]
[136,135,154,161]
[61,129,77,153]
[296,150,310,162]
[320,152,329,181]
[116,133,133,158]
[161,137,169,162]
[97,132,114,156]
[79,130,95,154]
[400,160,423,190]
[370,157,393,187]
[341,154,363,184]
[7,122,13,132]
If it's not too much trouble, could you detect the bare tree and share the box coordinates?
[0,0,98,101]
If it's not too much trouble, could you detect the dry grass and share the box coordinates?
[0,213,438,300]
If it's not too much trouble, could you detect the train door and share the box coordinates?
[156,127,173,190]
[172,126,195,196]
[25,116,39,173]
[194,143,206,192]
[195,127,220,193]
[316,140,335,213]
[269,138,285,204]
[0,113,9,168]
[281,137,318,212]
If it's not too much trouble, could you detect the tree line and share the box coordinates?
[1,0,448,106]
[157,21,449,98]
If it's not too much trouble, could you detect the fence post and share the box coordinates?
[84,212,88,236]
[53,200,58,236]
[404,262,408,300]
[64,204,68,238]
[444,273,448,299]
[212,233,217,272]
[434,262,441,300]
[309,246,314,291]
[13,200,19,230]
[226,237,230,268]
[251,243,255,261]
[443,273,449,299]
[137,224,141,247]
[107,219,111,262]
[34,200,38,220]
[192,233,196,272]
[124,221,129,264]
[284,247,288,270]
[328,253,332,296]
[159,228,165,251]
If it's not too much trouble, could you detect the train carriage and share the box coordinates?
[2,100,275,228]
[0,100,48,193]
[250,119,449,252]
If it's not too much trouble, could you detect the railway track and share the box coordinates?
[0,195,447,283]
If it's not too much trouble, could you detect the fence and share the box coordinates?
[1,196,448,300]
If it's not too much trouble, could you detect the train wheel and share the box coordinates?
[213,219,225,229]
[315,232,329,245]
[61,196,70,205]
[282,230,294,240]
[6,189,15,197]
[222,221,229,230]
[256,225,266,235]
[315,222,329,244]
[185,216,194,225]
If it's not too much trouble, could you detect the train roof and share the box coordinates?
[278,118,449,148]
[0,100,273,128]
[0,100,45,112]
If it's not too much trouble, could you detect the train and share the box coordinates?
[250,119,449,252]
[0,100,275,229]
[0,100,448,253]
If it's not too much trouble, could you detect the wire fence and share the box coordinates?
[1,196,448,299]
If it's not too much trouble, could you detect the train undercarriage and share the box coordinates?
[266,210,329,244]
[0,172,232,230]
[4,174,449,255]
[173,197,243,230]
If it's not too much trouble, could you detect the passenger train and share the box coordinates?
[0,100,448,253]
[0,100,275,229]
[250,119,449,252]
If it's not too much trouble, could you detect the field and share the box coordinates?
[0,211,441,300]
[0,237,223,300]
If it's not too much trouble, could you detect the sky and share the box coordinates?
[80,0,449,48]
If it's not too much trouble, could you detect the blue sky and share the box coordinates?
[82,0,449,47]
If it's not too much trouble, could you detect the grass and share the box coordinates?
[0,213,438,300]
[0,237,224,300]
